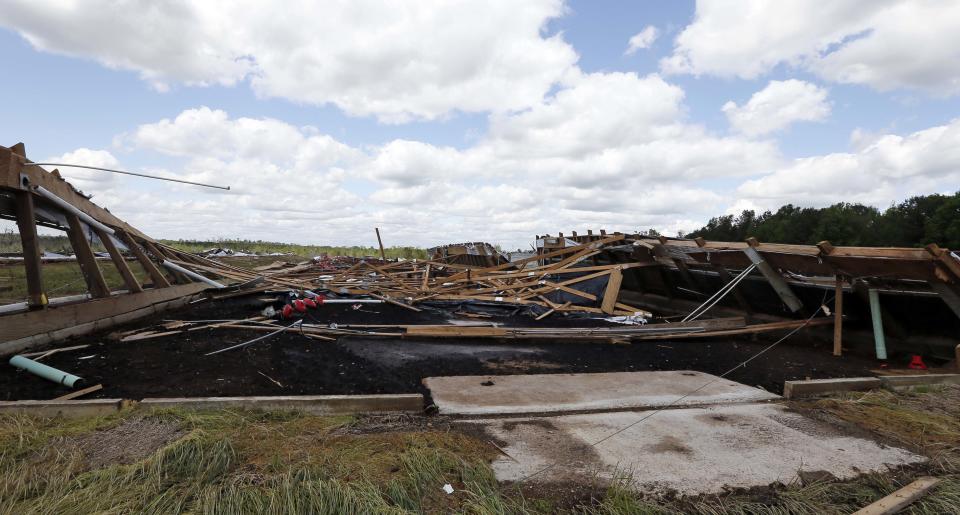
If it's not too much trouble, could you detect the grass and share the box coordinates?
[1,383,957,513]
[0,260,155,304]
[0,409,508,514]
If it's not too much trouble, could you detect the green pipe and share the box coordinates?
[9,355,85,388]
[867,288,888,360]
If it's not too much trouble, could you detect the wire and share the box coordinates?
[205,319,302,355]
[518,290,831,483]
[26,162,231,190]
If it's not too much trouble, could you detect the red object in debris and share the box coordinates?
[314,294,326,305]
[908,355,928,370]
[303,298,317,309]
[281,304,294,319]
[293,299,307,312]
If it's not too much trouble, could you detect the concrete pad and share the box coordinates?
[425,370,779,415]
[783,377,881,399]
[0,399,122,418]
[463,403,924,495]
[140,394,423,415]
[879,374,960,388]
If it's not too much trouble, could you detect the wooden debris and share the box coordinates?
[53,383,103,400]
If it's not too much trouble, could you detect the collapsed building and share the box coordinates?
[1,140,959,398]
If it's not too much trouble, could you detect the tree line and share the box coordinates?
[685,192,960,248]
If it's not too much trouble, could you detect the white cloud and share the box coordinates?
[625,26,659,55]
[662,0,960,95]
[0,0,577,122]
[737,118,960,209]
[722,80,831,136]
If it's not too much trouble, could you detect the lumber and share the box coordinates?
[97,228,143,293]
[117,231,171,288]
[852,477,940,515]
[601,267,623,314]
[14,190,46,308]
[54,384,103,401]
[65,213,111,298]
[833,275,843,356]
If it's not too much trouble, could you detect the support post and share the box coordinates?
[143,240,189,284]
[868,288,888,360]
[65,213,111,298]
[833,275,844,356]
[96,229,142,293]
[117,231,170,288]
[13,190,46,308]
[743,239,803,312]
[375,227,386,262]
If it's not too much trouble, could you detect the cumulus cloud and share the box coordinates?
[737,118,960,209]
[625,26,659,55]
[662,0,960,96]
[43,148,120,191]
[0,0,577,122]
[722,80,831,136]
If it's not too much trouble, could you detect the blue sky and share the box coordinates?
[1,1,959,249]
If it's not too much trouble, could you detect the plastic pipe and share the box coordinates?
[161,260,225,288]
[31,185,115,235]
[318,299,384,304]
[9,355,85,387]
[868,288,888,360]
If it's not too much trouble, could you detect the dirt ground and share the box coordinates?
[0,295,888,401]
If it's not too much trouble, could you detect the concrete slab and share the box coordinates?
[140,394,423,415]
[0,398,122,418]
[783,377,882,399]
[463,403,924,495]
[879,374,960,388]
[424,370,779,415]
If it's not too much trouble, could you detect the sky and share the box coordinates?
[1,0,959,251]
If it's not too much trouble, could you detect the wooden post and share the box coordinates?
[65,213,111,298]
[833,275,843,356]
[95,228,142,293]
[14,190,46,308]
[375,227,386,262]
[117,231,170,288]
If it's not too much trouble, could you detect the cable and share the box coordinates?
[205,319,302,355]
[519,291,831,483]
[26,162,231,190]
[682,263,757,322]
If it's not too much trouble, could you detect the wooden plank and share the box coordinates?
[601,267,623,314]
[117,231,171,288]
[0,282,207,345]
[143,240,189,284]
[96,228,142,293]
[13,190,45,307]
[852,477,940,515]
[65,212,111,298]
[833,275,844,357]
[930,281,960,321]
[53,384,103,401]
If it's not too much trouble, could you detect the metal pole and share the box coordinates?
[28,163,230,190]
[375,227,387,261]
[32,185,115,235]
[161,260,225,288]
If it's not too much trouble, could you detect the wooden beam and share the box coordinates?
[116,230,170,288]
[65,212,111,298]
[852,477,940,515]
[743,242,803,312]
[601,267,624,314]
[13,190,45,308]
[929,280,960,321]
[375,227,386,261]
[833,275,844,356]
[96,228,142,293]
[143,240,189,284]
[0,282,207,348]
